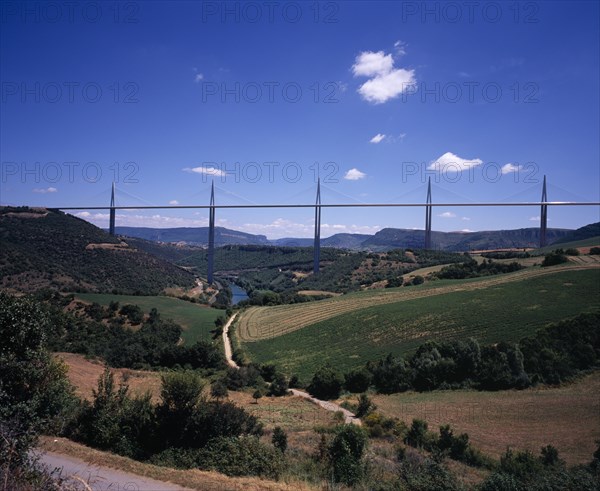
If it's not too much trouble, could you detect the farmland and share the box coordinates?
[368,371,600,466]
[239,266,600,379]
[76,293,222,344]
[237,262,598,342]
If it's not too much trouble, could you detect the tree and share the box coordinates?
[355,394,376,418]
[268,373,289,397]
[344,368,372,393]
[307,364,344,400]
[272,426,287,454]
[211,380,229,401]
[0,293,76,470]
[252,389,263,404]
[329,425,368,486]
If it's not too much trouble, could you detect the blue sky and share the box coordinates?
[1,0,599,238]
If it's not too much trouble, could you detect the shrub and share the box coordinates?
[564,248,580,256]
[272,426,287,454]
[268,373,289,397]
[329,425,368,486]
[307,365,344,400]
[210,380,228,400]
[541,251,568,267]
[197,436,283,478]
[355,394,376,418]
[404,419,436,450]
[589,247,600,255]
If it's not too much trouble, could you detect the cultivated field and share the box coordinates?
[76,293,222,344]
[368,371,600,466]
[240,267,600,379]
[237,263,599,342]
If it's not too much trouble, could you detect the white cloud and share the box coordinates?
[353,51,394,77]
[529,216,540,221]
[461,216,471,221]
[183,166,227,177]
[427,152,483,172]
[357,67,416,104]
[194,73,204,82]
[394,40,407,56]
[460,229,473,232]
[370,133,386,144]
[501,163,523,174]
[352,49,416,104]
[169,200,179,205]
[240,218,381,239]
[438,211,457,218]
[344,168,367,180]
[32,187,57,194]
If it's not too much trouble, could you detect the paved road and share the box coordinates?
[37,450,194,491]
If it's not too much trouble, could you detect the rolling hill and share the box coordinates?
[0,207,196,294]
[237,264,600,379]
[114,224,576,251]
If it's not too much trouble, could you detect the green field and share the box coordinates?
[76,294,222,344]
[241,268,600,380]
[534,236,600,254]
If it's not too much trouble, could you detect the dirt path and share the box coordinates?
[37,450,194,491]
[222,313,239,368]
[223,314,360,425]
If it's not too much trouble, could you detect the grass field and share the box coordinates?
[367,371,600,466]
[76,293,222,344]
[534,235,600,254]
[240,267,600,379]
[237,263,598,342]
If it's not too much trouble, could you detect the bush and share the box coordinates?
[355,394,376,418]
[197,436,284,478]
[307,365,344,400]
[272,426,287,454]
[329,425,368,486]
[404,419,436,450]
[589,247,600,255]
[541,251,568,267]
[210,380,228,400]
[268,373,289,397]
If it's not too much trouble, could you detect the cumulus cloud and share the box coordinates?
[438,211,456,218]
[352,49,416,104]
[169,200,179,205]
[240,218,381,239]
[370,133,386,144]
[194,73,204,82]
[427,152,483,172]
[32,187,57,193]
[461,216,471,221]
[501,163,523,174]
[344,168,367,180]
[183,166,227,177]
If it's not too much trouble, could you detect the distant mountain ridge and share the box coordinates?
[113,224,586,251]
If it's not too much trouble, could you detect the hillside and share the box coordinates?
[115,225,269,246]
[0,207,196,294]
[553,221,600,245]
[112,224,575,251]
[239,265,600,379]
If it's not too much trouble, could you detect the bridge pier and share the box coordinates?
[424,178,432,249]
[313,179,321,274]
[540,175,548,248]
[109,182,116,236]
[207,181,215,285]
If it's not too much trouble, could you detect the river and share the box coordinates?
[230,283,249,305]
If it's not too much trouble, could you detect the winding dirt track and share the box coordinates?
[222,314,360,425]
[237,262,600,342]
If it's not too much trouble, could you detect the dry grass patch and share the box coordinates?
[56,352,162,402]
[371,371,600,465]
